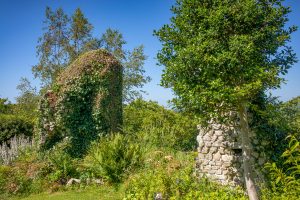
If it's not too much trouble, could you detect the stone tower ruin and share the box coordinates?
[196,123,267,186]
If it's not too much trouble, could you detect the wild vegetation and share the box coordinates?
[0,0,299,200]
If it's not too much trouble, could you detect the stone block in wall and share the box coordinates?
[219,147,225,154]
[213,152,221,161]
[222,162,231,168]
[210,146,218,154]
[211,135,218,142]
[212,166,219,170]
[203,134,212,141]
[214,130,223,136]
[202,147,209,154]
[215,161,222,166]
[209,161,216,165]
[222,155,233,162]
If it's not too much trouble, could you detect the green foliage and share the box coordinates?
[249,95,300,166]
[0,98,14,114]
[124,99,198,151]
[32,7,70,85]
[124,151,247,200]
[0,143,77,197]
[0,165,33,195]
[39,49,123,157]
[278,97,300,135]
[45,141,79,183]
[68,8,98,62]
[264,135,300,198]
[32,7,99,86]
[15,77,40,122]
[0,147,47,197]
[100,29,150,103]
[0,165,10,193]
[100,28,126,60]
[122,45,150,103]
[83,133,143,183]
[154,0,297,120]
[0,114,34,143]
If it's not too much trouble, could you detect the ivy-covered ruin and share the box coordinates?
[38,49,123,157]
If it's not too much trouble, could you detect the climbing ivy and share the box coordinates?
[38,49,123,157]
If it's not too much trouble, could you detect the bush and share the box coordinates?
[124,151,247,200]
[83,133,143,183]
[250,95,300,165]
[0,147,47,197]
[0,141,82,198]
[0,165,34,195]
[124,99,198,151]
[44,140,79,183]
[264,135,300,199]
[0,114,34,143]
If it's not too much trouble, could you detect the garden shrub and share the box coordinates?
[124,151,247,200]
[0,165,33,195]
[0,114,34,143]
[0,142,78,197]
[38,49,123,157]
[44,142,79,184]
[83,133,143,183]
[0,148,47,197]
[123,99,198,151]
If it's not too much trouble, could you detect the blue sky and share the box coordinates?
[0,0,299,106]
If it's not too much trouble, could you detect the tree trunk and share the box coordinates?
[238,103,259,200]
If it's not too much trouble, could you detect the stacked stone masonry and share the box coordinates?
[196,124,266,186]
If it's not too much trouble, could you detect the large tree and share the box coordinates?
[155,0,297,199]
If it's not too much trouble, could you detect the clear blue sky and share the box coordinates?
[0,0,299,106]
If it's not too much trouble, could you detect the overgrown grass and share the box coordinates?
[8,186,124,200]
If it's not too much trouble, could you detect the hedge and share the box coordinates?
[0,114,34,143]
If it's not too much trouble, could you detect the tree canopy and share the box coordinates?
[155,0,297,120]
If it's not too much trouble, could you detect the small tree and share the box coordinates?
[15,77,39,121]
[32,7,99,86]
[32,7,69,86]
[68,8,99,62]
[100,29,151,103]
[155,0,297,199]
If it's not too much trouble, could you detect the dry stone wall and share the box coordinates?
[196,124,266,186]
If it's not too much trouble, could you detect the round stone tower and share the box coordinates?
[196,124,266,186]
